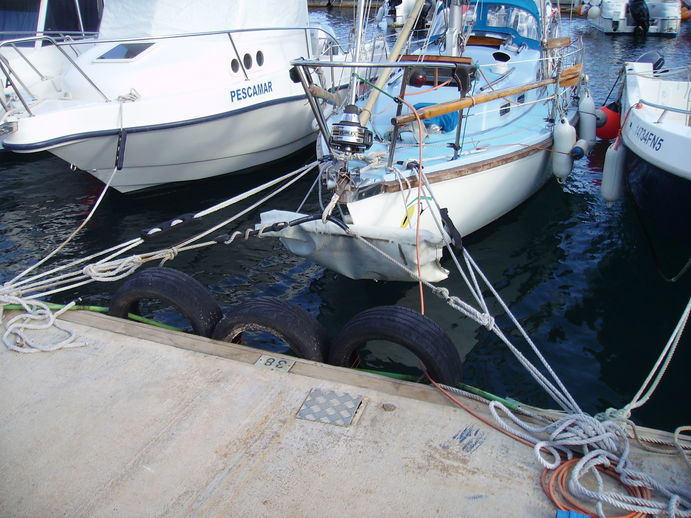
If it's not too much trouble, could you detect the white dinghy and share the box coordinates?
[265,0,588,281]
[0,0,385,193]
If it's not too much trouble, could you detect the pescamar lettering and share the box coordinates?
[229,81,273,103]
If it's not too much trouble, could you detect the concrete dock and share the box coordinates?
[1,310,688,517]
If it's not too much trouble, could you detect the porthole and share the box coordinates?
[231,58,240,73]
[243,53,252,69]
[256,50,264,66]
[500,102,511,116]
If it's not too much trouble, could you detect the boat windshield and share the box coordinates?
[471,0,542,49]
[485,5,539,40]
[0,0,41,44]
[1,0,100,46]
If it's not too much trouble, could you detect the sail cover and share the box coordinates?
[98,0,309,38]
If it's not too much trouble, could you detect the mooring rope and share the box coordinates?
[1,161,318,352]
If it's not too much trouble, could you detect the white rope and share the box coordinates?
[489,400,691,517]
[621,297,690,416]
[0,297,85,353]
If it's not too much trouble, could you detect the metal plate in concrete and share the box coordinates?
[296,388,363,426]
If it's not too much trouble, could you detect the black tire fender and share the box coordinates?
[212,297,329,362]
[328,305,462,385]
[108,267,223,338]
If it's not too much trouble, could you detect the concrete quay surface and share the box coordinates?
[1,310,688,517]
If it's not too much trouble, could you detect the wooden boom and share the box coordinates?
[392,64,582,127]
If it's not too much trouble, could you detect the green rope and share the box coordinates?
[356,367,521,410]
[2,303,182,332]
[352,72,398,101]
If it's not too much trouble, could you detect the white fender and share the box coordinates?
[578,89,596,149]
[601,138,625,202]
[587,5,601,18]
[552,117,577,180]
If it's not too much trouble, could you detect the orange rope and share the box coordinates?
[540,458,652,518]
[404,80,452,96]
[396,95,426,315]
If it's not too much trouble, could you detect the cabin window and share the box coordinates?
[485,6,539,40]
[256,50,264,66]
[517,94,525,103]
[243,53,252,69]
[97,43,154,61]
[500,102,511,116]
[231,58,240,73]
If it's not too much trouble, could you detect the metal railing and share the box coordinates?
[0,25,347,117]
[638,98,691,124]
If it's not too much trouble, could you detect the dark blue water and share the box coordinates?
[1,12,689,432]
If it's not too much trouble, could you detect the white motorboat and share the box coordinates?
[601,57,691,244]
[579,0,681,36]
[0,0,101,146]
[0,0,385,193]
[263,0,588,282]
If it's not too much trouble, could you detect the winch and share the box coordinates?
[328,104,372,154]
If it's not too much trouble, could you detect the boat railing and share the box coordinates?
[0,26,347,117]
[638,98,691,124]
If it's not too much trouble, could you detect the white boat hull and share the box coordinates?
[47,97,317,193]
[1,0,365,192]
[346,146,552,238]
[585,0,681,35]
[619,61,691,243]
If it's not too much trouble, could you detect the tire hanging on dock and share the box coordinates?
[108,267,223,337]
[328,306,463,386]
[211,297,330,362]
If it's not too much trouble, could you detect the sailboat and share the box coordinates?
[0,0,386,193]
[262,0,589,282]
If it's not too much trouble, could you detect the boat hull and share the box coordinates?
[586,0,681,36]
[346,144,553,238]
[40,96,316,193]
[625,148,691,245]
[619,61,691,244]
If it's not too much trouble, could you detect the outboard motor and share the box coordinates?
[628,0,650,35]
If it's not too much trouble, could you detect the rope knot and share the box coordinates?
[158,247,179,266]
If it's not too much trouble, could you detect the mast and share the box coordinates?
[348,0,367,105]
[445,0,463,57]
[359,0,426,126]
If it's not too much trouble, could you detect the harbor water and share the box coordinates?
[0,11,689,432]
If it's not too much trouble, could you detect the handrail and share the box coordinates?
[292,58,463,70]
[392,63,582,126]
[0,26,348,54]
[638,98,691,117]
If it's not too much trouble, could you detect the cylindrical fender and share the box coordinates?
[601,139,626,202]
[328,305,462,386]
[552,117,577,180]
[578,89,596,148]
[108,267,223,337]
[212,297,329,362]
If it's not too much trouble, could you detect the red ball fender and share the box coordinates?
[595,106,621,141]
